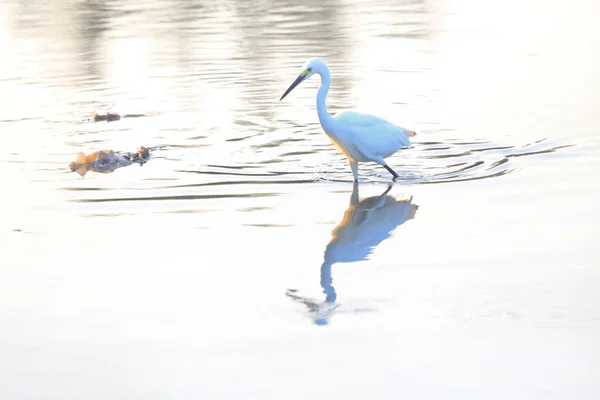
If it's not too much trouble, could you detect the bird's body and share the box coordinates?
[327,110,415,164]
[280,57,416,182]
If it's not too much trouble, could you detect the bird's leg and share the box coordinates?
[383,164,399,181]
[349,161,359,182]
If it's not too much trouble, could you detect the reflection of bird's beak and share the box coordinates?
[280,73,307,101]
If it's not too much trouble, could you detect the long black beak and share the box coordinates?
[280,74,306,101]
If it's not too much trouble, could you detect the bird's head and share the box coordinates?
[280,57,328,101]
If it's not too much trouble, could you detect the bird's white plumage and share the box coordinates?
[280,57,416,182]
[331,110,414,163]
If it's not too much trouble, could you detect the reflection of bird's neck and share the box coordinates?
[320,260,337,304]
[316,68,334,134]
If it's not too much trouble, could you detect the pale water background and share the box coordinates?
[1,0,600,398]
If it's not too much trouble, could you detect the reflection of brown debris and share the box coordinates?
[69,146,150,177]
[93,112,120,122]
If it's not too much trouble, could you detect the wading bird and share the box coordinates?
[280,57,416,182]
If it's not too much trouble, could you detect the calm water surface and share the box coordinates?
[1,0,600,398]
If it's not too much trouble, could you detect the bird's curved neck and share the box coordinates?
[316,69,334,133]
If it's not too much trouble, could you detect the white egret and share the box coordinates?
[280,57,417,182]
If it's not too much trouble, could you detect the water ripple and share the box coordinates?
[71,192,280,204]
[57,133,574,205]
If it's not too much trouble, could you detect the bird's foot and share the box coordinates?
[383,164,400,181]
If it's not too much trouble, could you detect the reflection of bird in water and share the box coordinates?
[68,146,150,177]
[286,182,419,325]
[280,57,417,182]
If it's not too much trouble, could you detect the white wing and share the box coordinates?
[333,110,415,161]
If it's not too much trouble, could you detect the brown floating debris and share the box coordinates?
[93,111,121,122]
[69,146,150,177]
